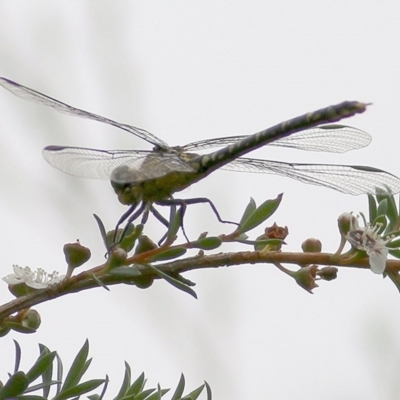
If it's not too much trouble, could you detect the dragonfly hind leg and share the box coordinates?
[150,204,191,245]
[156,197,239,241]
[158,197,239,225]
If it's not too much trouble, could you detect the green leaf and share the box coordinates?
[93,214,108,249]
[39,343,52,397]
[376,198,388,216]
[119,224,143,252]
[61,340,89,391]
[367,194,377,223]
[114,362,132,399]
[92,274,110,291]
[181,383,205,400]
[204,381,212,400]
[134,388,156,400]
[97,374,109,400]
[0,371,29,399]
[385,194,399,231]
[170,374,185,400]
[119,395,136,400]
[389,249,400,259]
[253,238,284,251]
[376,190,391,204]
[26,352,57,383]
[239,198,257,226]
[166,206,182,243]
[55,353,63,394]
[14,339,22,372]
[386,238,400,248]
[146,265,197,299]
[149,247,187,262]
[38,344,53,399]
[145,388,169,400]
[236,194,283,234]
[125,372,145,397]
[24,381,59,394]
[54,379,105,400]
[191,237,222,250]
[8,322,38,334]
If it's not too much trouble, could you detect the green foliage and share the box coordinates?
[0,341,212,400]
[10,192,400,333]
[374,191,400,235]
[236,194,283,234]
[146,265,198,299]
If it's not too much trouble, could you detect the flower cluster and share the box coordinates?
[3,265,64,289]
[339,213,389,274]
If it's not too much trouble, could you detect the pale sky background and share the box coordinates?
[1,1,400,399]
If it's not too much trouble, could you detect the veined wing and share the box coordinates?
[180,125,371,154]
[221,158,400,195]
[0,77,169,149]
[43,146,196,182]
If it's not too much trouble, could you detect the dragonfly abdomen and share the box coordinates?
[191,101,369,174]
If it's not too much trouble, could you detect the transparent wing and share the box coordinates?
[222,157,400,195]
[0,77,169,149]
[181,125,371,154]
[43,146,196,181]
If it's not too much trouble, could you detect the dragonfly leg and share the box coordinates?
[149,205,170,228]
[150,204,191,245]
[157,197,239,227]
[113,202,146,244]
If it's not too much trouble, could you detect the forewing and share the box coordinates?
[43,146,197,182]
[0,77,169,149]
[181,125,371,154]
[222,157,400,195]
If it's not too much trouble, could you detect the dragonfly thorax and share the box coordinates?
[110,164,199,205]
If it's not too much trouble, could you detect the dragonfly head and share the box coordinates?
[111,181,143,206]
[110,166,143,206]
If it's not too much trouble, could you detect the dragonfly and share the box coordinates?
[1,77,400,239]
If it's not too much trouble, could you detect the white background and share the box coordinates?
[1,1,400,399]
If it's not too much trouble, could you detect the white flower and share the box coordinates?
[3,265,65,289]
[345,215,389,274]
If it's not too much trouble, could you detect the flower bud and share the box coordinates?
[21,309,41,330]
[301,238,322,253]
[133,275,154,289]
[337,212,356,236]
[108,247,128,269]
[63,242,91,269]
[316,266,338,281]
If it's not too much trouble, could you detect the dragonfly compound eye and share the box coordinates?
[111,181,142,206]
[111,165,143,206]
